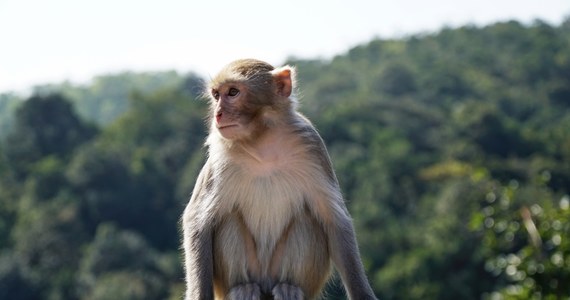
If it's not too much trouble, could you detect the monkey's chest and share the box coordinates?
[211,156,334,287]
[214,160,325,255]
[217,169,306,237]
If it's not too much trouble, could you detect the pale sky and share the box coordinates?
[0,0,568,93]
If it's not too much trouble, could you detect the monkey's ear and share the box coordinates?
[271,66,295,98]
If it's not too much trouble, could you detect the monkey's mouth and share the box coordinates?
[217,124,239,130]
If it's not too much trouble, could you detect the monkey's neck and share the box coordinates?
[225,126,296,164]
[238,145,265,163]
[241,131,290,163]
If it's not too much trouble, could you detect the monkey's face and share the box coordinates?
[210,82,257,140]
[207,59,293,141]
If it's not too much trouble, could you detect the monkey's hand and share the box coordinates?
[272,283,304,300]
[227,283,262,300]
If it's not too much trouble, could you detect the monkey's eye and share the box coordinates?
[228,87,240,97]
[212,90,220,100]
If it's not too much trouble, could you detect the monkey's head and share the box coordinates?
[207,59,296,141]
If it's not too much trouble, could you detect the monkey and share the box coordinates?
[182,59,377,300]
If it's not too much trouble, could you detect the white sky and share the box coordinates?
[0,0,568,93]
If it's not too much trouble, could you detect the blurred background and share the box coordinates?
[1,0,570,299]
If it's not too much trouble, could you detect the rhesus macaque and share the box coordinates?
[182,59,377,300]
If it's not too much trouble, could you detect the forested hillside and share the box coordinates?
[1,19,569,299]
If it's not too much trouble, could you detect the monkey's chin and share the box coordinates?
[217,124,241,139]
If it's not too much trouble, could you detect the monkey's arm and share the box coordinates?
[182,162,215,300]
[328,213,377,300]
[309,132,378,300]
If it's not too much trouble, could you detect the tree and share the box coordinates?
[77,223,172,300]
[4,94,96,178]
[471,178,570,299]
[0,253,42,300]
[374,62,417,96]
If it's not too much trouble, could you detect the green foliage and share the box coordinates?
[77,223,174,300]
[0,18,569,299]
[472,178,570,299]
[3,94,97,178]
[32,71,197,126]
[0,93,20,139]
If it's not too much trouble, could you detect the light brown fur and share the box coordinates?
[182,59,377,300]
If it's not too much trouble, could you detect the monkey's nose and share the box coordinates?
[216,111,222,122]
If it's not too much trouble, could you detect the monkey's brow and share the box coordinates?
[210,80,243,89]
